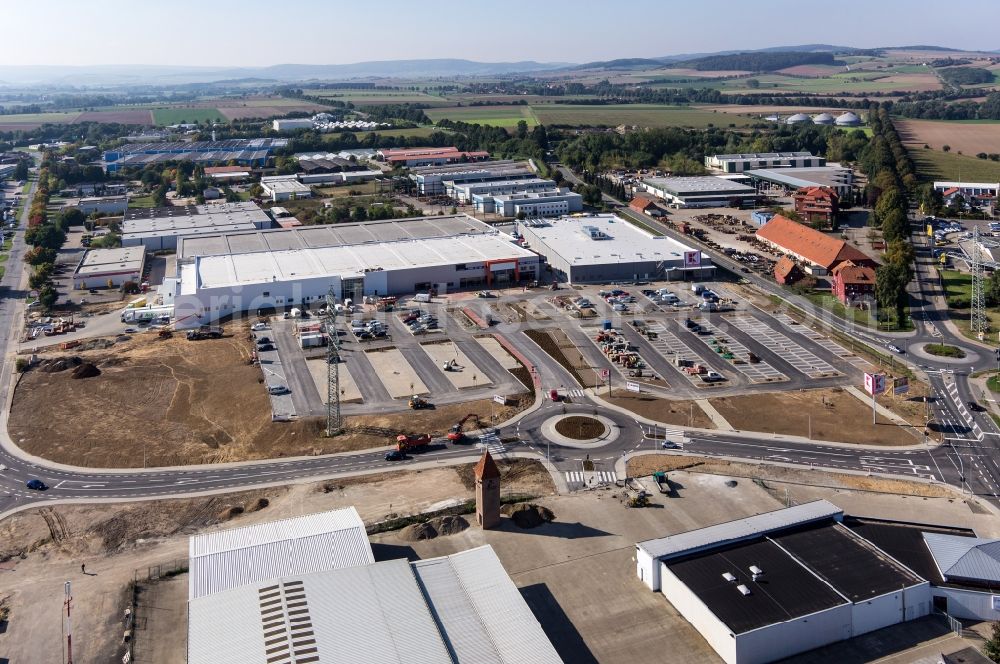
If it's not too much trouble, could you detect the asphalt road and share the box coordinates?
[0,166,998,518]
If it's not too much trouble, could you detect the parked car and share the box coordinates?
[251,322,268,331]
[256,336,271,345]
[257,343,274,352]
[266,385,289,395]
[123,327,137,334]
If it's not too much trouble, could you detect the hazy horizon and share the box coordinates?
[3,0,997,69]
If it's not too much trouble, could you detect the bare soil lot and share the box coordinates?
[76,109,154,124]
[604,390,716,429]
[897,118,1000,155]
[9,331,530,467]
[524,328,600,387]
[709,388,923,445]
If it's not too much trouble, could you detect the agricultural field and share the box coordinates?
[909,148,1000,182]
[425,105,538,128]
[896,118,1000,156]
[529,104,756,128]
[151,107,225,125]
[302,89,453,107]
[0,111,82,129]
[321,126,446,143]
[78,109,153,124]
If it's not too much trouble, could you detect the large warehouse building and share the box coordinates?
[72,246,146,289]
[636,501,931,664]
[409,160,534,195]
[103,138,288,173]
[452,177,555,203]
[186,507,562,664]
[171,214,540,327]
[122,202,273,251]
[516,214,713,283]
[745,164,855,197]
[475,188,583,217]
[641,176,759,208]
[377,146,490,167]
[705,152,825,173]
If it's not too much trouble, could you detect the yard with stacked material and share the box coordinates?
[9,329,530,468]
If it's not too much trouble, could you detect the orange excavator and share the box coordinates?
[447,414,483,443]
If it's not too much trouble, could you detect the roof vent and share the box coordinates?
[722,572,737,583]
[750,565,764,581]
[737,584,751,596]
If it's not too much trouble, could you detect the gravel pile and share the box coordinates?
[501,503,554,529]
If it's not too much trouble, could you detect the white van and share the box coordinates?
[413,293,432,303]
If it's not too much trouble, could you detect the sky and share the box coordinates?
[2,0,998,68]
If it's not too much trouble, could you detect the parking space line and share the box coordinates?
[728,315,841,379]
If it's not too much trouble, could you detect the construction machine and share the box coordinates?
[408,395,430,409]
[396,433,432,452]
[447,414,483,443]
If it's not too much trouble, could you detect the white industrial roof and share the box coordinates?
[75,247,145,276]
[711,152,814,160]
[643,176,756,195]
[192,231,537,290]
[519,214,706,267]
[745,165,853,190]
[638,499,842,560]
[491,189,580,203]
[123,201,270,235]
[188,507,373,600]
[924,532,1000,584]
[187,545,562,664]
[261,177,312,194]
[412,546,563,664]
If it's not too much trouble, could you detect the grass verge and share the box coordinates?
[924,343,966,358]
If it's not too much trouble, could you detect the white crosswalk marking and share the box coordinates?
[549,388,585,398]
[564,470,617,485]
[477,432,506,457]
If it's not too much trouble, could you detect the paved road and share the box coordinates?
[0,165,998,517]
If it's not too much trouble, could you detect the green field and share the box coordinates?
[909,147,1000,182]
[321,126,446,143]
[152,108,225,125]
[127,195,155,208]
[425,105,538,128]
[940,269,1000,339]
[530,104,755,128]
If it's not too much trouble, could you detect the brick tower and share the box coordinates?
[474,449,501,529]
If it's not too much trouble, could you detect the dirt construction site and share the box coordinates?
[8,328,531,468]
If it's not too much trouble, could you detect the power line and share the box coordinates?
[971,225,988,340]
[325,285,342,436]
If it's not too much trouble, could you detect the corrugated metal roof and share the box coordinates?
[638,500,842,560]
[924,532,1000,583]
[444,546,563,664]
[188,559,454,664]
[188,507,373,599]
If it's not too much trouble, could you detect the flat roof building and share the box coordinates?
[260,175,313,202]
[746,164,854,197]
[705,152,825,174]
[72,246,146,289]
[377,146,490,167]
[476,188,583,217]
[172,214,540,327]
[452,177,555,203]
[409,160,533,195]
[637,501,930,664]
[122,202,273,251]
[517,214,713,284]
[66,195,128,216]
[641,176,758,209]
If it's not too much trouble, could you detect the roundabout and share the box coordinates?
[539,412,621,448]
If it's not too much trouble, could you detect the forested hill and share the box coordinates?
[684,51,845,72]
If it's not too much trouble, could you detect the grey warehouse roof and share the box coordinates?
[188,507,373,600]
[187,545,563,664]
[643,175,756,195]
[924,532,1000,584]
[638,499,842,560]
[75,247,145,276]
[711,152,814,160]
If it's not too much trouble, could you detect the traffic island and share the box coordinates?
[540,413,620,448]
